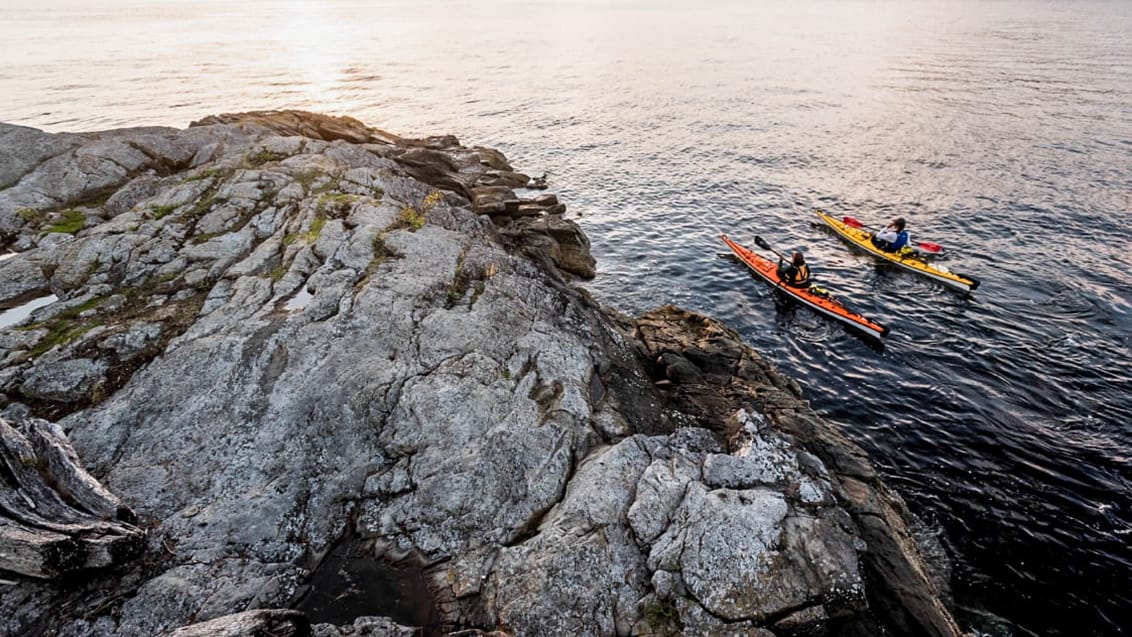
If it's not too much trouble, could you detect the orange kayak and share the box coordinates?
[720,234,889,338]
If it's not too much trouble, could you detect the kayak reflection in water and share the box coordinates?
[777,252,812,288]
[871,217,910,252]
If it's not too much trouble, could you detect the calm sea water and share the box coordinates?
[3,1,1131,634]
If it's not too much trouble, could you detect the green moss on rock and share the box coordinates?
[44,209,86,234]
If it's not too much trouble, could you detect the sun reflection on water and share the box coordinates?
[276,3,351,108]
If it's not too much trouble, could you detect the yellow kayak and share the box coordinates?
[814,210,980,293]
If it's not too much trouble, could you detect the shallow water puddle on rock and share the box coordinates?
[283,287,313,312]
[296,533,441,634]
[0,294,58,330]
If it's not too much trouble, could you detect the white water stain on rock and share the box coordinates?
[0,294,58,330]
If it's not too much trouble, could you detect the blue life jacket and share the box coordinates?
[890,230,909,251]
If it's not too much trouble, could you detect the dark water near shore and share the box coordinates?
[3,0,1131,634]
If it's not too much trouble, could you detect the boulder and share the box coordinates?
[157,610,310,637]
[500,214,596,279]
[100,322,163,362]
[0,255,48,306]
[0,123,84,190]
[19,358,107,403]
[470,186,516,214]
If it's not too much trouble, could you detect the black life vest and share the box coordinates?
[785,263,811,287]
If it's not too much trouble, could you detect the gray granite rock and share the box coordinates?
[20,357,107,403]
[100,322,163,361]
[105,174,170,218]
[0,123,84,190]
[0,111,964,637]
[0,255,48,305]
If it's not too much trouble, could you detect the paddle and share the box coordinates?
[841,215,944,253]
[754,236,790,262]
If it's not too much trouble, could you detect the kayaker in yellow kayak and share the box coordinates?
[871,217,910,252]
[776,252,812,288]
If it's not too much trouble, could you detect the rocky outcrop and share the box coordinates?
[156,609,310,637]
[0,417,144,578]
[0,111,963,637]
[629,307,964,637]
[0,254,49,309]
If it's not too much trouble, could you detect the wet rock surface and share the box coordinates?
[0,111,963,637]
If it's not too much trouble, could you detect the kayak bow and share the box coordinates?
[814,209,980,293]
[720,234,889,338]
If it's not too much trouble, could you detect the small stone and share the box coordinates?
[20,358,108,403]
[184,269,209,286]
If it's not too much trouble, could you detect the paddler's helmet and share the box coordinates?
[792,252,805,266]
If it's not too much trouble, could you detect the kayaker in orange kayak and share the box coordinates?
[776,252,812,288]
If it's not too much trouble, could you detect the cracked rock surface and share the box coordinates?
[0,111,962,637]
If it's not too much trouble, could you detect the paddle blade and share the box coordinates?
[842,216,865,228]
[915,241,943,253]
[754,235,772,251]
